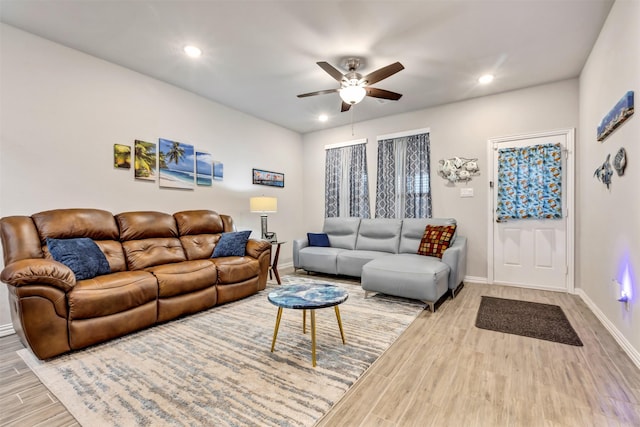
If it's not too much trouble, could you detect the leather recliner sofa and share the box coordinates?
[0,208,271,360]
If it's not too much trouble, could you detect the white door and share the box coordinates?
[487,129,574,292]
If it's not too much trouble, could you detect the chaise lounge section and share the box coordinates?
[293,217,466,311]
[0,208,271,359]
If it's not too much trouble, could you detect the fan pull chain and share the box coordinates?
[351,107,355,136]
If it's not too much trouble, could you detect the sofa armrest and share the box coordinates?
[292,238,309,269]
[1,258,76,292]
[245,239,271,259]
[441,236,467,290]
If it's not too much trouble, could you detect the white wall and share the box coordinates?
[578,0,640,361]
[302,79,579,281]
[0,24,304,331]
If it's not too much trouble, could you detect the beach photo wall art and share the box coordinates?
[134,140,157,181]
[114,144,131,169]
[597,91,634,142]
[114,138,223,189]
[196,151,213,186]
[213,161,223,181]
[159,138,195,189]
[252,168,284,187]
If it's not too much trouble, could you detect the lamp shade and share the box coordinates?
[339,85,366,105]
[250,196,278,213]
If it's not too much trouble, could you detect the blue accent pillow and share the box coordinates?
[212,230,252,257]
[46,237,111,281]
[307,233,330,247]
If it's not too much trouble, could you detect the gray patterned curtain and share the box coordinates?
[325,148,342,217]
[324,144,371,218]
[375,132,432,218]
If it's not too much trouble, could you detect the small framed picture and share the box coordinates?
[252,168,284,188]
[113,144,131,169]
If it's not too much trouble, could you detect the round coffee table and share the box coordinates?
[268,283,348,367]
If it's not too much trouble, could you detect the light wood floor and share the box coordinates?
[1,270,639,426]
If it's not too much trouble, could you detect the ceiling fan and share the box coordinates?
[297,58,404,112]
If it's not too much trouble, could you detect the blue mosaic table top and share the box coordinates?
[268,283,349,309]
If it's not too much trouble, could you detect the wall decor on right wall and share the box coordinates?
[594,153,613,188]
[597,91,634,142]
[613,147,627,176]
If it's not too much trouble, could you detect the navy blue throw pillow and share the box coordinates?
[46,237,111,281]
[212,230,252,258]
[307,233,330,247]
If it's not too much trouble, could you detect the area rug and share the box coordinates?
[18,276,425,426]
[475,296,583,346]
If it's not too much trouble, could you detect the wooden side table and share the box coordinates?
[269,241,285,284]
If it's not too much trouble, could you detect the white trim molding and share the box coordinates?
[576,289,640,370]
[464,276,488,284]
[324,138,367,150]
[377,127,431,141]
[0,323,15,338]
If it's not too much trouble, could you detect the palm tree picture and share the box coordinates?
[114,144,131,169]
[158,138,195,189]
[134,140,157,181]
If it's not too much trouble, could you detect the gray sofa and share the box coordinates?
[293,218,467,311]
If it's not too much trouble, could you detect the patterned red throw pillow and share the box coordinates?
[417,225,457,258]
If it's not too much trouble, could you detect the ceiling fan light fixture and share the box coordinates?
[339,85,366,105]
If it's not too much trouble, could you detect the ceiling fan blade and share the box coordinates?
[297,89,338,98]
[317,61,345,83]
[362,62,404,86]
[341,101,352,112]
[365,87,403,101]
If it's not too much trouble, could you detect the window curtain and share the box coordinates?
[375,132,432,218]
[324,144,371,218]
[496,143,562,221]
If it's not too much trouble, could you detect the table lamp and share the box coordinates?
[250,196,278,240]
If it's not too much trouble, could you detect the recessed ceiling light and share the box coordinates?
[478,74,494,84]
[183,45,202,58]
[318,114,328,122]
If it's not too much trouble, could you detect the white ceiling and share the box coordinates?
[0,0,614,134]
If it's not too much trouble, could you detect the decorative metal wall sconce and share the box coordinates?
[613,147,627,176]
[593,154,613,188]
[437,157,480,183]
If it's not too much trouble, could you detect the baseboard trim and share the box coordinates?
[0,323,15,337]
[576,289,640,370]
[464,275,488,284]
[278,261,294,270]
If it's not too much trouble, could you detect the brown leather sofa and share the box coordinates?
[0,208,271,360]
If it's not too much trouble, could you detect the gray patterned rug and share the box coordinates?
[18,276,425,426]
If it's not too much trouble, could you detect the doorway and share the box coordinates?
[487,129,575,292]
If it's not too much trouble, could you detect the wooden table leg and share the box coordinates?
[272,243,282,285]
[311,309,316,367]
[335,306,346,344]
[270,307,283,352]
